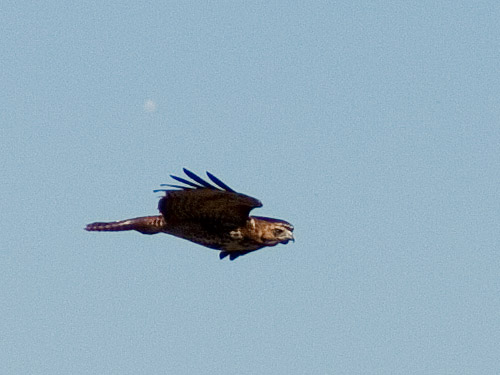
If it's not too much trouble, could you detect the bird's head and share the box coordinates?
[252,216,295,247]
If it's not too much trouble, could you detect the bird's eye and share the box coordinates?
[273,228,284,236]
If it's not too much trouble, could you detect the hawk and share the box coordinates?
[85,169,294,260]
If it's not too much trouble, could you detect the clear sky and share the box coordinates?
[1,2,499,374]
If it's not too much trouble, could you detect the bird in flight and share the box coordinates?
[85,169,294,260]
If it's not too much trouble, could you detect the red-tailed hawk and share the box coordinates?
[85,169,294,260]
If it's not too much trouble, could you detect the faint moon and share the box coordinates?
[143,99,157,113]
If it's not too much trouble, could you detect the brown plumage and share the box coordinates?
[85,169,294,260]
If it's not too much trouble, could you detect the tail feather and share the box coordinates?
[85,215,165,235]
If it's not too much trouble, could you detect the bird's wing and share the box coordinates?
[156,169,262,227]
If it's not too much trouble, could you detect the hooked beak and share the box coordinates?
[282,233,294,244]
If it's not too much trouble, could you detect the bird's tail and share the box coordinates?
[85,215,166,235]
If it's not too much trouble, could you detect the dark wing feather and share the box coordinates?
[206,171,235,192]
[164,169,236,192]
[169,174,203,189]
[154,184,193,192]
[183,168,215,189]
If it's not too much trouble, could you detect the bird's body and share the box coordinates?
[86,169,294,260]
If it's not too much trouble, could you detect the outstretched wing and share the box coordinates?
[156,169,262,228]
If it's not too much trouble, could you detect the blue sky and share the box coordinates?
[1,2,499,374]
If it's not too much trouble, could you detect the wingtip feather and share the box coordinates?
[206,171,235,192]
[183,169,214,189]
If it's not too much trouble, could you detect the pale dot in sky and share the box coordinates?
[143,99,157,113]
